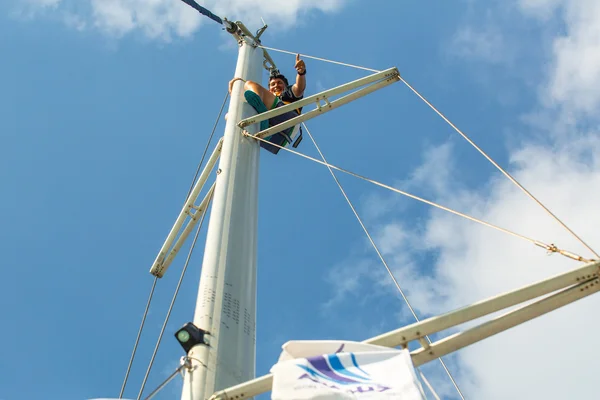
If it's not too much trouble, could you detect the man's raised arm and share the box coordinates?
[292,53,306,98]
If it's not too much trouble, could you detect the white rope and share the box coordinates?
[119,278,158,398]
[257,45,595,258]
[400,77,599,259]
[257,45,380,73]
[120,92,228,399]
[247,130,591,263]
[303,122,465,400]
[142,363,186,400]
[250,48,598,260]
[185,91,229,201]
[136,192,213,399]
[248,131,544,245]
[418,369,442,400]
[303,123,417,318]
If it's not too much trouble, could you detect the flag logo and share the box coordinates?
[296,353,372,386]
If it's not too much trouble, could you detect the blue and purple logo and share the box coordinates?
[295,346,391,393]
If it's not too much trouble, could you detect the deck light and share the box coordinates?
[174,322,209,353]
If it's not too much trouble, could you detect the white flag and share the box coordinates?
[270,340,426,399]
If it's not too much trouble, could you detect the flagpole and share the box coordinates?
[181,32,262,400]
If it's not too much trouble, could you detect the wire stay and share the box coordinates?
[303,122,465,400]
[185,91,229,202]
[418,368,442,400]
[399,76,599,259]
[119,277,158,398]
[244,130,592,264]
[257,45,380,73]
[143,357,190,400]
[121,90,227,398]
[137,191,213,399]
[248,48,597,260]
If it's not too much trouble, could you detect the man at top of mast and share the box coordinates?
[229,54,307,154]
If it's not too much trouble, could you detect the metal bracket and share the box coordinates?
[209,260,600,400]
[237,67,400,140]
[148,139,223,278]
[255,19,268,42]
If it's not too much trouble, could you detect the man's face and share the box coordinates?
[269,78,285,95]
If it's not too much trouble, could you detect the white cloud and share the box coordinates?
[26,0,61,7]
[13,0,347,40]
[324,1,600,397]
[449,0,600,116]
[63,11,86,31]
[345,133,600,399]
[517,0,600,114]
[323,258,373,310]
[404,142,456,197]
[420,138,600,400]
[451,25,507,64]
[13,0,62,19]
[89,0,135,37]
[518,0,562,18]
[87,0,203,39]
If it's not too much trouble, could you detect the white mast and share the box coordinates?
[181,33,262,400]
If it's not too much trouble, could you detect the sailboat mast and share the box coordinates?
[181,35,262,400]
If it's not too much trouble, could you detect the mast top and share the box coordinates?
[176,0,278,75]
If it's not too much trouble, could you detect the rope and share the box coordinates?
[257,45,380,73]
[418,368,442,400]
[247,48,597,260]
[245,131,589,263]
[303,122,465,400]
[136,193,213,400]
[302,123,417,319]
[400,77,600,259]
[248,132,531,245]
[177,0,223,25]
[185,91,229,202]
[142,361,187,400]
[119,277,158,398]
[120,92,227,398]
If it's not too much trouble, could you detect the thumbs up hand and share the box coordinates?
[294,54,306,75]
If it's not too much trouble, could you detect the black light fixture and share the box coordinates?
[175,322,209,353]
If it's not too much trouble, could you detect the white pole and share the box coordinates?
[181,36,262,400]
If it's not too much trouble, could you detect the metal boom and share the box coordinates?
[209,260,600,400]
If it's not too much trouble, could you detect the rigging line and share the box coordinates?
[136,193,213,400]
[246,131,545,248]
[142,364,185,400]
[303,122,465,400]
[399,76,600,259]
[257,45,380,73]
[185,91,229,202]
[246,132,592,263]
[418,368,442,400]
[301,124,417,320]
[121,92,228,398]
[177,0,223,25]
[119,277,158,399]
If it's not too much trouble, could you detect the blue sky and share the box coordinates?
[2,0,600,399]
